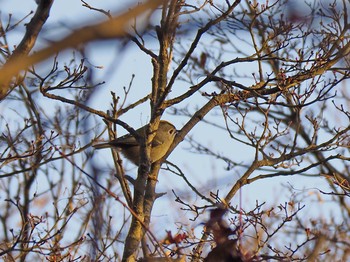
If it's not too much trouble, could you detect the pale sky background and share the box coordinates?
[0,0,344,243]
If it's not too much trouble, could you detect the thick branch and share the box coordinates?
[0,0,163,99]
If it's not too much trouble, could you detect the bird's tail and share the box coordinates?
[92,142,112,149]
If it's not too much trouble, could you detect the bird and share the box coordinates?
[93,120,177,165]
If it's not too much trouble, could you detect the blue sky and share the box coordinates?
[1,0,345,244]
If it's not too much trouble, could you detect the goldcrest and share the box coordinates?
[94,120,177,165]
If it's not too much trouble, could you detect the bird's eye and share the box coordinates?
[169,129,176,135]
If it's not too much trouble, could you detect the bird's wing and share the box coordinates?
[152,138,164,147]
[111,135,138,147]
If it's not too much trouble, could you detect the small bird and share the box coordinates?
[93,120,177,165]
